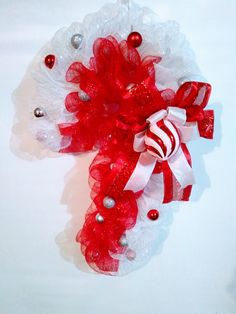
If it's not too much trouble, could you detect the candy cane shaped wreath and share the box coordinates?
[18,1,214,276]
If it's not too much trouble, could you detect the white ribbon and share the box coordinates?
[133,130,146,152]
[124,107,196,193]
[168,145,195,187]
[146,109,167,125]
[167,107,186,125]
[124,152,157,192]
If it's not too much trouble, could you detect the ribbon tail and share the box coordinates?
[124,152,157,192]
[142,172,165,203]
[168,146,195,189]
[162,161,173,203]
[181,144,193,201]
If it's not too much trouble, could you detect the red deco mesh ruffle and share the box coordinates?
[78,147,141,274]
[58,36,214,274]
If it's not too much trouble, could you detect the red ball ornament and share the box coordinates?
[44,54,55,69]
[147,209,159,221]
[127,31,143,48]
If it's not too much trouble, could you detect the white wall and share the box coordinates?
[0,0,235,313]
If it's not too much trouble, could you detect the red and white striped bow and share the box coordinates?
[124,107,197,203]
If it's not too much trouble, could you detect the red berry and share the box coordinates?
[127,31,143,48]
[44,54,55,69]
[147,209,159,221]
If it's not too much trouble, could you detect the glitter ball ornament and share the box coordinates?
[44,54,55,69]
[127,31,142,48]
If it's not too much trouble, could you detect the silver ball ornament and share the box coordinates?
[126,83,135,91]
[79,90,90,102]
[95,213,104,223]
[71,33,83,49]
[36,131,48,142]
[126,249,136,261]
[103,196,116,209]
[34,107,45,118]
[119,235,128,247]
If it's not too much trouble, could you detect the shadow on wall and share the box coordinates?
[11,61,222,276]
[227,269,236,307]
[56,154,97,275]
[189,101,222,201]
